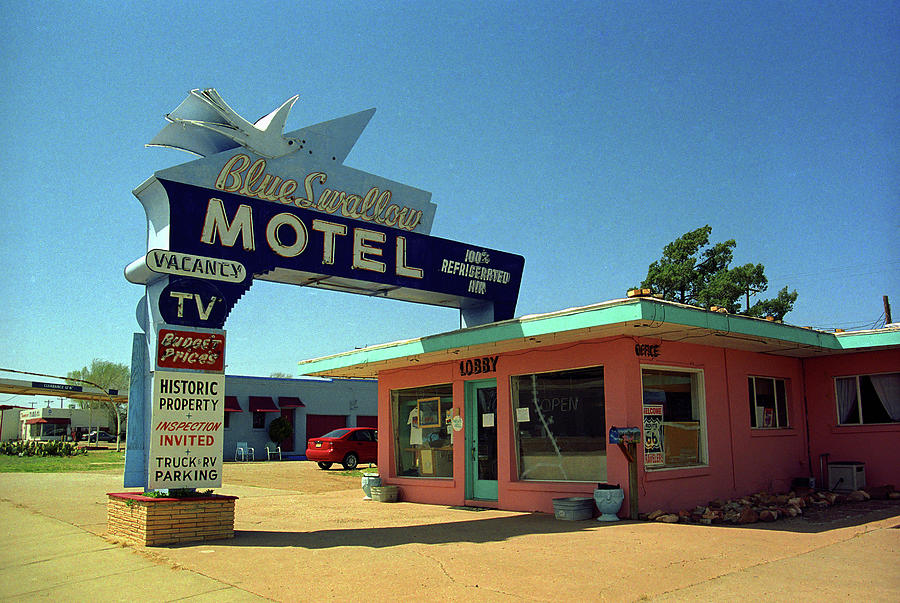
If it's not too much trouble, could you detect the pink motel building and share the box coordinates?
[298,297,900,515]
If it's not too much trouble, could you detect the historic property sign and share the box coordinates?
[148,370,224,489]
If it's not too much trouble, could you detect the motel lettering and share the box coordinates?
[214,154,424,231]
[199,197,425,278]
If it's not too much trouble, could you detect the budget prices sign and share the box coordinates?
[148,371,224,489]
[157,328,225,371]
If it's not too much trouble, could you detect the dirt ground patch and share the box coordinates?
[221,459,378,494]
[219,460,900,530]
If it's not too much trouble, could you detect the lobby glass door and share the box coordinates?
[465,379,498,501]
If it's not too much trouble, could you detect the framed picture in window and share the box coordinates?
[417,397,441,428]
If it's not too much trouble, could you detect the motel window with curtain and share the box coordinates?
[748,377,789,429]
[641,367,707,469]
[510,366,607,482]
[835,372,900,425]
[391,384,454,478]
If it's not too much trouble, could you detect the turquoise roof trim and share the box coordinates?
[298,298,900,376]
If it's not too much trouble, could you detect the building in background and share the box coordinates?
[19,407,113,442]
[1,405,28,442]
[223,375,377,460]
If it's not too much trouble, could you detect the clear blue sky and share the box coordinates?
[1,1,897,402]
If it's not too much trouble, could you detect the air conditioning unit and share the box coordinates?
[828,462,866,491]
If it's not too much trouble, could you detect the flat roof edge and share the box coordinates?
[297,298,900,376]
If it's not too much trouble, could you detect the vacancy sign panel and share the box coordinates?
[148,371,224,490]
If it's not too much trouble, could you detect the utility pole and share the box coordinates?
[884,295,892,325]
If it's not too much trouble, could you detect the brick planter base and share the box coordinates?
[107,492,237,547]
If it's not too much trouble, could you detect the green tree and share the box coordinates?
[67,359,130,450]
[640,225,798,320]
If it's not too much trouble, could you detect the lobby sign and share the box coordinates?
[148,370,224,489]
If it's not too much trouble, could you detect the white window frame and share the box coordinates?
[748,376,789,429]
[835,372,900,425]
[640,365,708,469]
[509,363,607,483]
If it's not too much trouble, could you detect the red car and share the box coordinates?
[306,427,377,470]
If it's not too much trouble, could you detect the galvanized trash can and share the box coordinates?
[370,485,399,502]
[552,497,594,520]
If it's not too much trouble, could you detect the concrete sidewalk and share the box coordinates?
[1,466,898,601]
[0,501,265,601]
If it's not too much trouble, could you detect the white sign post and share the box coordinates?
[148,370,224,490]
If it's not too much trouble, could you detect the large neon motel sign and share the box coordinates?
[135,178,523,328]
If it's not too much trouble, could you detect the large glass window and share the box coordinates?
[641,367,706,468]
[748,377,789,428]
[835,372,900,425]
[511,366,606,482]
[40,423,67,439]
[391,384,453,478]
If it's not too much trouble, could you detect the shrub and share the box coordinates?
[268,417,293,443]
[144,488,214,498]
[0,440,85,457]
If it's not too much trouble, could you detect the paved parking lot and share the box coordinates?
[1,461,898,601]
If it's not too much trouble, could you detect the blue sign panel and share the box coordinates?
[609,426,641,444]
[159,179,524,327]
[158,277,230,327]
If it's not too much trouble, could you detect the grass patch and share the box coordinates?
[0,450,125,473]
[334,465,379,478]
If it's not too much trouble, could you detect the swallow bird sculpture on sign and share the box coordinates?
[147,88,382,169]
[148,88,301,158]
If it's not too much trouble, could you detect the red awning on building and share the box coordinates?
[225,396,242,412]
[25,417,71,425]
[278,396,305,408]
[249,396,280,412]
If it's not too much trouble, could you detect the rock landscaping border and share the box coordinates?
[643,485,898,525]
